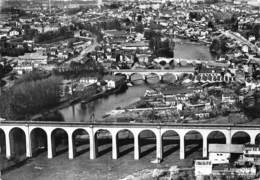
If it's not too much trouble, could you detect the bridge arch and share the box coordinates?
[138,129,157,159]
[116,129,134,158]
[162,130,180,159]
[0,128,6,156]
[162,73,177,84]
[130,73,144,84]
[146,73,160,84]
[9,127,26,158]
[51,128,68,157]
[231,131,250,144]
[115,73,128,80]
[94,129,112,158]
[254,133,260,145]
[207,131,226,144]
[184,130,203,158]
[30,127,47,157]
[72,128,90,157]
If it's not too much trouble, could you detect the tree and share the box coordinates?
[210,38,222,55]
[135,23,144,33]
[0,76,62,120]
[208,20,215,29]
[253,24,260,40]
[137,15,142,22]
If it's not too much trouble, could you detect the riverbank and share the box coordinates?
[31,83,127,121]
[175,37,211,46]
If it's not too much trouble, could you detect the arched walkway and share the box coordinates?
[116,129,134,158]
[162,130,180,159]
[9,128,26,158]
[184,130,203,158]
[30,128,47,157]
[207,131,226,144]
[232,131,250,144]
[139,130,156,159]
[95,129,112,158]
[72,129,89,157]
[0,129,6,156]
[51,128,68,157]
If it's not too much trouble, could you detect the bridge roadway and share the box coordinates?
[1,121,260,162]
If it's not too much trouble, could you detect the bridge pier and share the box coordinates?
[47,132,54,159]
[251,138,255,145]
[180,134,185,160]
[5,130,11,159]
[156,135,163,160]
[134,134,140,160]
[142,74,146,81]
[26,132,32,158]
[68,132,75,159]
[112,132,118,160]
[126,74,130,81]
[203,136,207,158]
[89,129,97,160]
[158,75,163,82]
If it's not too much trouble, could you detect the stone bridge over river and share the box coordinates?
[0,121,260,161]
[111,68,194,82]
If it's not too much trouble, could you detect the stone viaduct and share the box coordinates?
[0,121,260,162]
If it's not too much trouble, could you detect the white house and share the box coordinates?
[18,52,48,66]
[13,64,33,75]
[79,77,98,86]
[243,144,260,158]
[209,144,244,165]
[8,29,21,37]
[222,93,237,104]
[194,159,212,176]
[103,75,124,90]
[106,80,116,89]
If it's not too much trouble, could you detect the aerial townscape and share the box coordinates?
[2,0,260,179]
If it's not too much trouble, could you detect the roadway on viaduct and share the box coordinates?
[0,121,260,162]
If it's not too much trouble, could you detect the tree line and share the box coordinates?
[35,26,74,44]
[145,30,174,58]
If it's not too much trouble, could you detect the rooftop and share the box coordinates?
[209,144,244,154]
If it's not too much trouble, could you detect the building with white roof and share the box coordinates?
[209,144,244,165]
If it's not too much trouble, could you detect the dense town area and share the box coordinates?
[2,0,260,179]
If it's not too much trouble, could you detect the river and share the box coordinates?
[59,40,215,122]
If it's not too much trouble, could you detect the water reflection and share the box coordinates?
[59,85,148,122]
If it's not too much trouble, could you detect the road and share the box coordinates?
[64,34,99,64]
[222,30,258,53]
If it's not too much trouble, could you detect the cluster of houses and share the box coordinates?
[139,80,241,122]
[195,143,260,179]
[60,75,125,99]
